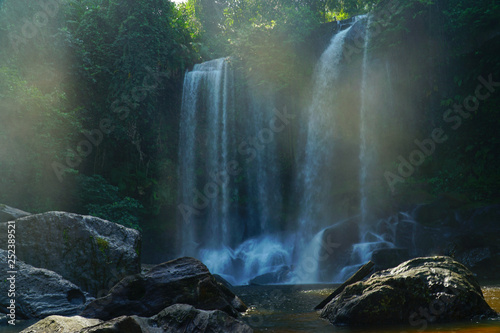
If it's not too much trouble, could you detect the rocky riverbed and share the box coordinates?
[0,210,498,333]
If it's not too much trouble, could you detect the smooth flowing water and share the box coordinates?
[237,284,500,333]
[177,57,287,285]
[177,16,402,285]
[358,14,372,230]
[294,25,355,284]
[178,58,234,257]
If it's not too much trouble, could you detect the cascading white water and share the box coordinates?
[294,26,354,283]
[334,16,401,281]
[359,15,373,231]
[178,16,404,285]
[244,86,283,236]
[177,58,286,285]
[178,58,234,256]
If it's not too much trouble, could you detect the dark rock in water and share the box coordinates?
[318,218,359,280]
[212,274,247,311]
[22,304,253,333]
[213,274,233,289]
[414,194,467,227]
[78,315,151,332]
[0,249,90,319]
[0,203,30,222]
[0,212,141,296]
[371,248,409,271]
[321,256,497,326]
[151,304,253,333]
[214,280,248,312]
[249,265,291,285]
[81,257,247,321]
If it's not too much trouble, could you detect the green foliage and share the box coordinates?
[1,0,499,253]
[326,0,374,18]
[375,0,500,203]
[223,0,322,90]
[442,0,500,53]
[0,64,81,212]
[78,174,143,230]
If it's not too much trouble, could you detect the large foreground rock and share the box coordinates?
[0,212,141,295]
[20,316,102,333]
[23,304,253,333]
[321,256,497,326]
[81,304,252,333]
[81,257,247,320]
[151,304,252,333]
[0,250,89,319]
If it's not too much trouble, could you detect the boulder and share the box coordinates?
[213,274,233,289]
[78,315,152,332]
[78,304,253,333]
[0,203,30,222]
[20,316,102,333]
[249,265,291,285]
[152,304,253,333]
[0,212,141,295]
[81,257,247,320]
[317,218,359,280]
[321,256,497,326]
[0,250,89,319]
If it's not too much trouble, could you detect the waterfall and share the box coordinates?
[294,26,354,283]
[244,86,283,237]
[359,15,372,234]
[177,16,404,285]
[177,58,235,256]
[177,58,285,285]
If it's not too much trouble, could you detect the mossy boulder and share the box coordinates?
[0,212,141,296]
[320,256,497,326]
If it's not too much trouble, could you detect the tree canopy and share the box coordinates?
[0,0,498,260]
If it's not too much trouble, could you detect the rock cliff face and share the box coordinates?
[0,211,141,295]
[321,256,497,326]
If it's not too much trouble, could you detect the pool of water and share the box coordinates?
[235,284,500,333]
[3,284,499,333]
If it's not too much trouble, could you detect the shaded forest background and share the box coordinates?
[0,0,498,261]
